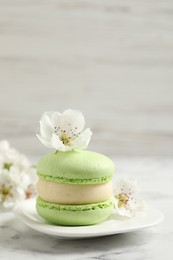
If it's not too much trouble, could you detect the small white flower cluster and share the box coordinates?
[0,140,36,210]
[114,178,145,218]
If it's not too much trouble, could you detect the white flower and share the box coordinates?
[36,109,92,151]
[0,140,37,210]
[113,178,145,218]
[0,140,18,170]
[0,140,30,171]
[0,167,26,208]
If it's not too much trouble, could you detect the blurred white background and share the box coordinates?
[0,0,173,157]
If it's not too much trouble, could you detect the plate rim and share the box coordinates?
[13,198,164,239]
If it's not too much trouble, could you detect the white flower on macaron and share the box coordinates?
[113,178,145,218]
[36,109,92,151]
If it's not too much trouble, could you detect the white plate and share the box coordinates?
[13,198,164,239]
[0,211,15,225]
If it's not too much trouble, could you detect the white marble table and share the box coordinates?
[0,158,172,260]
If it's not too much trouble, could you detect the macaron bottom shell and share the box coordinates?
[36,197,114,226]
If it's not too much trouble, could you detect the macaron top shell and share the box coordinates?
[37,150,115,184]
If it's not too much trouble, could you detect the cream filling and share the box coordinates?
[36,179,113,205]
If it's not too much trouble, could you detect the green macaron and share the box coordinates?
[36,197,114,226]
[37,150,115,184]
[36,150,115,226]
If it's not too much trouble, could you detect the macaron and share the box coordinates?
[36,150,115,226]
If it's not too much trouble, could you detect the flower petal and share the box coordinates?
[114,198,132,217]
[41,112,53,128]
[40,120,53,139]
[63,109,85,134]
[51,112,63,128]
[51,133,66,151]
[71,128,92,150]
[114,178,138,197]
[41,111,55,121]
[36,134,53,149]
[0,140,10,150]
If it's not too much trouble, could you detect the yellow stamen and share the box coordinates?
[3,163,13,170]
[60,133,70,146]
[0,186,12,202]
[115,193,129,208]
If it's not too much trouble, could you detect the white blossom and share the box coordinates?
[0,140,36,210]
[36,109,92,151]
[114,178,145,218]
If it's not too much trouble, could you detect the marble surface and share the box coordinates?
[0,157,172,260]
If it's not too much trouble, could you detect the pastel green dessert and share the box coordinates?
[37,150,114,184]
[36,197,114,226]
[36,150,115,226]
